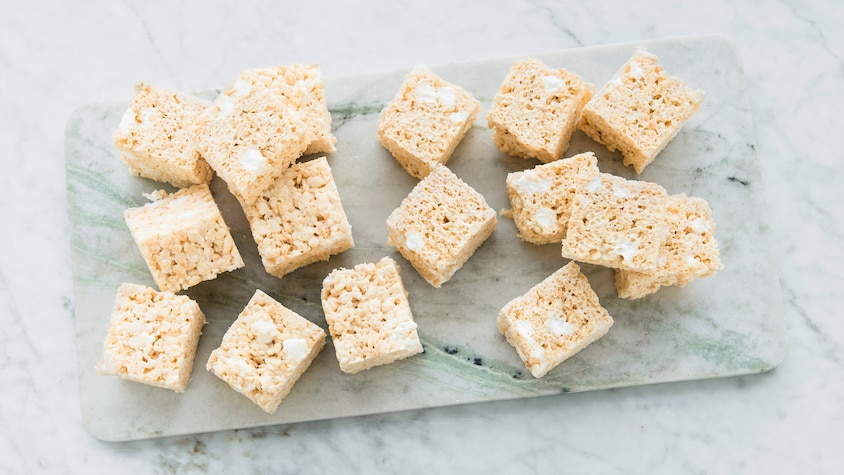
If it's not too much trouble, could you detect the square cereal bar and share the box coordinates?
[321,257,423,374]
[498,262,614,378]
[113,82,213,188]
[206,290,326,414]
[615,193,723,299]
[377,67,481,179]
[239,156,354,280]
[96,283,206,392]
[506,152,599,244]
[124,184,244,292]
[486,59,593,163]
[270,64,336,155]
[578,48,704,174]
[191,67,311,202]
[386,165,497,287]
[561,173,669,272]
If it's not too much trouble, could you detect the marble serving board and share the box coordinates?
[66,35,786,442]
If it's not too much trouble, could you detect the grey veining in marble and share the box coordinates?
[65,35,785,441]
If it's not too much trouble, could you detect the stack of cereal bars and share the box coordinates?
[96,45,725,413]
[99,65,362,414]
[489,49,721,378]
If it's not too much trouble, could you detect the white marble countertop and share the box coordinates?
[1,0,841,473]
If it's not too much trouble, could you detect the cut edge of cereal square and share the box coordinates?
[506,151,599,244]
[191,68,311,202]
[377,67,481,179]
[96,282,206,393]
[561,173,669,272]
[321,257,423,374]
[239,156,354,280]
[578,48,704,174]
[497,262,613,378]
[386,165,497,287]
[113,82,214,188]
[486,59,594,163]
[206,289,326,414]
[123,184,245,292]
[615,193,724,299]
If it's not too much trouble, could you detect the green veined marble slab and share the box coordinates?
[66,35,786,441]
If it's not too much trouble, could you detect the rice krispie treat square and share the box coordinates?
[271,64,336,155]
[506,152,599,245]
[377,67,481,179]
[191,67,311,202]
[486,59,593,163]
[113,82,213,188]
[321,257,423,374]
[124,184,244,292]
[615,193,723,299]
[386,165,497,287]
[498,262,614,378]
[96,283,206,392]
[578,48,704,174]
[561,173,669,273]
[206,290,326,414]
[239,156,354,280]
